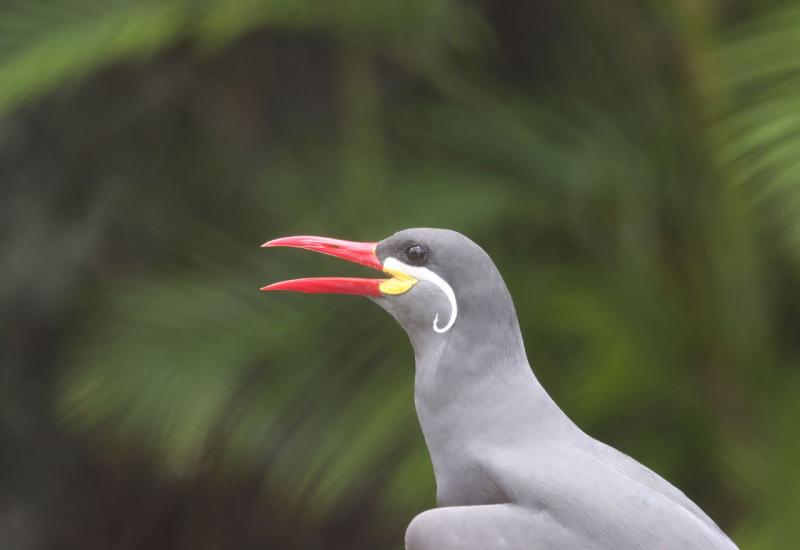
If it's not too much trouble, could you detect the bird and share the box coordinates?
[261,228,738,550]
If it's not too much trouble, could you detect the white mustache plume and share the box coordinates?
[383,257,458,333]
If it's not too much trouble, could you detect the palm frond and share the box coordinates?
[0,0,478,115]
[712,3,800,255]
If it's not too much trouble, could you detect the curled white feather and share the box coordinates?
[383,257,458,333]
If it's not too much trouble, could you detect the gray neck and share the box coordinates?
[408,286,572,494]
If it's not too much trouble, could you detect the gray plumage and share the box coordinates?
[368,228,737,550]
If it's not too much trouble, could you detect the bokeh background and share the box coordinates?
[2,1,800,548]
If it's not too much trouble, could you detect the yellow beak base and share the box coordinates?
[379,268,417,295]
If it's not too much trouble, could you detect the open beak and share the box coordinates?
[260,235,416,296]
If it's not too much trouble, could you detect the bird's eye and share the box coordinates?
[405,243,428,265]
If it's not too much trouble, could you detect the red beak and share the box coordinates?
[260,235,383,296]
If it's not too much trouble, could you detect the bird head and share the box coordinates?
[262,228,516,346]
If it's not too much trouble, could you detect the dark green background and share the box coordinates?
[2,1,799,548]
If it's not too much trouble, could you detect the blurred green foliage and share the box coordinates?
[2,0,800,548]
